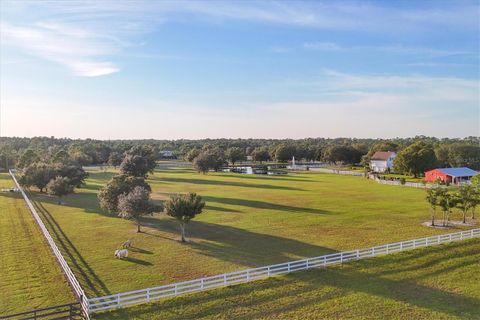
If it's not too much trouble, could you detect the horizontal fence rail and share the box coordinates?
[9,170,90,319]
[0,302,84,320]
[87,228,480,313]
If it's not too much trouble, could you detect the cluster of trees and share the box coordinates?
[98,146,205,241]
[98,146,161,232]
[426,176,480,226]
[2,136,479,177]
[19,161,88,203]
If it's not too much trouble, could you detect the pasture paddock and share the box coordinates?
[0,173,74,314]
[93,237,480,319]
[24,167,476,299]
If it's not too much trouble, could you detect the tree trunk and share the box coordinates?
[180,222,186,243]
[472,207,476,220]
[463,209,467,224]
[431,208,435,226]
[137,220,141,233]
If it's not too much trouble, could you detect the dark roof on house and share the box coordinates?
[371,151,396,161]
[431,167,478,177]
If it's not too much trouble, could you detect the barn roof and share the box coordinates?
[434,167,478,177]
[371,151,395,161]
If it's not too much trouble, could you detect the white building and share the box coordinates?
[370,151,396,173]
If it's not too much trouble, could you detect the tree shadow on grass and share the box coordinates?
[94,240,480,320]
[204,205,241,213]
[141,217,335,268]
[122,257,153,266]
[216,173,313,183]
[129,247,153,255]
[34,201,112,297]
[203,195,328,215]
[157,177,304,191]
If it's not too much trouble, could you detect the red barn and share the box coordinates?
[424,167,478,184]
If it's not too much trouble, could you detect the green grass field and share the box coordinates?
[0,173,74,315]
[23,167,477,300]
[94,238,480,319]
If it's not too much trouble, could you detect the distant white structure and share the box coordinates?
[287,156,307,170]
[159,150,176,159]
[370,151,396,173]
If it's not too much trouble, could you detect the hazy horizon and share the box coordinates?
[1,0,479,139]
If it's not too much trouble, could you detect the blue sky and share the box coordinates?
[0,0,479,139]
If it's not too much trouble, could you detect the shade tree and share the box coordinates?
[98,174,151,213]
[393,141,437,177]
[117,186,163,232]
[46,176,74,204]
[164,193,205,243]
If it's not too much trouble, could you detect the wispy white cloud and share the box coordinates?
[302,42,474,58]
[1,22,120,76]
[303,42,342,51]
[1,0,477,76]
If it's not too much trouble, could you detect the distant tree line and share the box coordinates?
[1,136,479,177]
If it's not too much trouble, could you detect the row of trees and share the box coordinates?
[3,137,479,178]
[98,146,205,241]
[425,176,480,226]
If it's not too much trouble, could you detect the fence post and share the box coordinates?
[146,288,150,301]
[268,266,271,276]
[287,262,291,272]
[201,278,204,289]
[224,274,227,285]
[247,270,250,281]
[356,249,360,259]
[306,260,309,269]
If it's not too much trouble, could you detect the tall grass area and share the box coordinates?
[94,238,480,319]
[27,167,476,298]
[0,173,74,314]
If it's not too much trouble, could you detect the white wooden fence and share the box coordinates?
[9,170,90,319]
[87,228,480,313]
[373,177,433,189]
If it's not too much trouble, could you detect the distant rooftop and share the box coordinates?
[434,167,478,177]
[371,151,396,161]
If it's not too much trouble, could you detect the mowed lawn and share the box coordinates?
[94,238,480,320]
[0,173,74,315]
[26,167,477,299]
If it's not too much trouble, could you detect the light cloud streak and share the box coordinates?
[1,22,120,76]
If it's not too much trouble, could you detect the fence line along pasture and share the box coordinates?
[8,170,90,319]
[310,168,433,189]
[87,228,480,313]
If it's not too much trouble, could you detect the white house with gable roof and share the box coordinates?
[369,151,396,173]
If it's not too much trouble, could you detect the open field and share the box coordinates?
[22,167,477,300]
[94,237,480,319]
[0,173,74,315]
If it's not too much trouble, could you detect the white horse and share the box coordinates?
[114,249,128,259]
[122,239,132,248]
